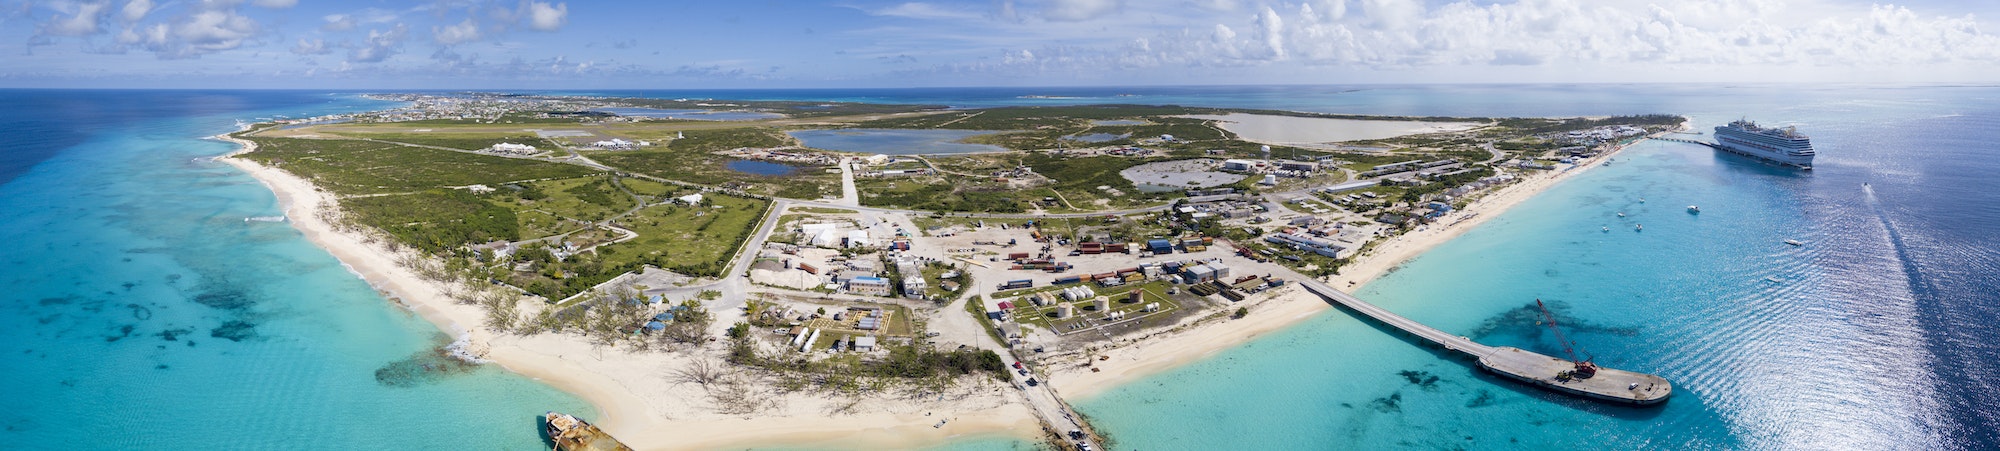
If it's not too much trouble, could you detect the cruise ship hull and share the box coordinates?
[1712,142,1814,170]
[1713,120,1815,170]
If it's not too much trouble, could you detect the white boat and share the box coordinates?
[1687,205,1700,214]
[1784,239,1803,246]
[1602,227,1609,232]
[1639,197,1646,203]
[1617,212,1626,217]
[1635,224,1644,231]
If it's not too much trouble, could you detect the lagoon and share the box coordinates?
[788,129,1008,155]
[726,160,801,176]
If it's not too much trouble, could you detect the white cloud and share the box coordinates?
[867,2,980,20]
[349,24,409,63]
[41,1,112,37]
[433,18,481,45]
[933,0,2000,80]
[526,2,567,31]
[170,9,258,54]
[251,0,298,8]
[291,38,330,55]
[322,14,358,31]
[120,0,152,23]
[1044,0,1119,22]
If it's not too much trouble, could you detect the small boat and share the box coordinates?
[1617,212,1626,218]
[1784,239,1803,246]
[1602,227,1610,232]
[1764,276,1785,283]
[1687,205,1700,214]
[1635,224,1644,231]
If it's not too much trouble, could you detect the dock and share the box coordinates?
[1297,280,1672,405]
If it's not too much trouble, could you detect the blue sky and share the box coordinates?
[3,0,1999,88]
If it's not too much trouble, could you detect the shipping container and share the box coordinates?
[1053,276,1082,285]
[798,263,819,274]
[1008,252,1031,260]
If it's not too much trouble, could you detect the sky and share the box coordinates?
[2,0,1999,88]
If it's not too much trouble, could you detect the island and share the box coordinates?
[216,92,1682,450]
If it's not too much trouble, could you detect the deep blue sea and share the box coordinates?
[3,85,1996,450]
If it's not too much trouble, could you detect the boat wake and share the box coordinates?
[243,215,287,223]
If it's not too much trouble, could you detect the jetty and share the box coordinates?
[1297,280,1673,405]
[1651,136,1721,150]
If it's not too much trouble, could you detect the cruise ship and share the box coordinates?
[1713,119,1815,169]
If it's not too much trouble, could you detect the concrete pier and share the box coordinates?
[1297,280,1672,405]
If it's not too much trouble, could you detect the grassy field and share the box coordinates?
[327,132,549,152]
[340,190,518,252]
[597,193,769,277]
[495,175,636,224]
[856,176,1034,213]
[239,135,593,195]
[1021,153,1180,208]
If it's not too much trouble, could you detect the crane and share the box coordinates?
[1536,299,1598,379]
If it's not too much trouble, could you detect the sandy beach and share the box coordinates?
[1046,132,1664,399]
[214,130,1043,450]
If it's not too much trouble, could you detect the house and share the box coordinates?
[902,275,927,298]
[1266,233,1345,258]
[1148,239,1174,254]
[852,336,877,351]
[488,142,537,154]
[846,230,871,248]
[846,276,892,296]
[1222,159,1256,172]
[1277,160,1319,172]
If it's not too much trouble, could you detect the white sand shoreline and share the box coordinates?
[212,128,1043,450]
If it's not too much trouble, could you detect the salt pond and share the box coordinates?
[1183,113,1480,144]
[788,129,1009,155]
[726,160,800,176]
[1067,132,1129,142]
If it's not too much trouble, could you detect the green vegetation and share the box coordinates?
[1020,153,1179,207]
[329,132,547,152]
[730,334,1008,383]
[343,190,518,252]
[499,175,636,224]
[597,193,769,277]
[239,135,591,195]
[856,177,1031,213]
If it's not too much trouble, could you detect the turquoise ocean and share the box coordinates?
[5,85,1999,450]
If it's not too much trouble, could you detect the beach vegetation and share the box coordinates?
[237,135,593,195]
